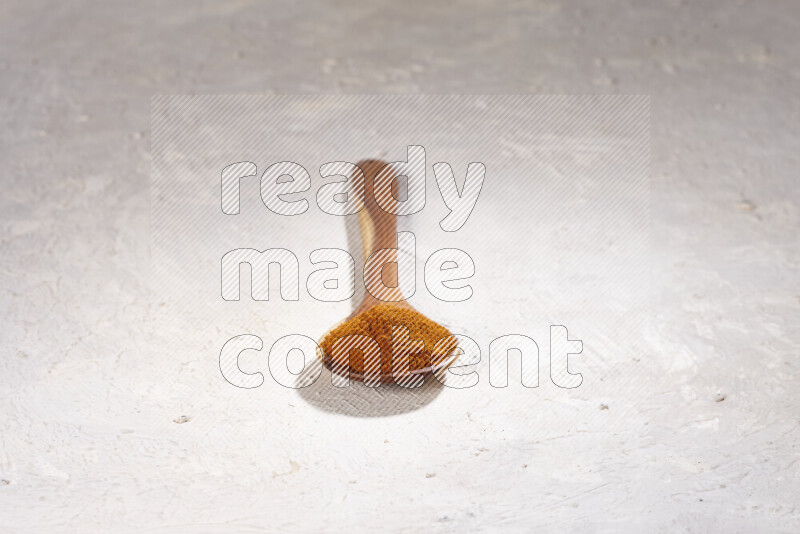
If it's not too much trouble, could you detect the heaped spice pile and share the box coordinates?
[321,303,456,376]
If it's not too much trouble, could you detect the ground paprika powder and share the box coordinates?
[320,303,456,377]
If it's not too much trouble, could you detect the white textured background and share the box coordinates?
[1,1,799,532]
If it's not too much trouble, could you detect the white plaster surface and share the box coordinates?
[1,1,799,532]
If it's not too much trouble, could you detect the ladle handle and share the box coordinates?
[355,159,403,303]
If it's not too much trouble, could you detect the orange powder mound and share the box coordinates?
[321,303,456,376]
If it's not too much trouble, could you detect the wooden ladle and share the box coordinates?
[318,159,458,384]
